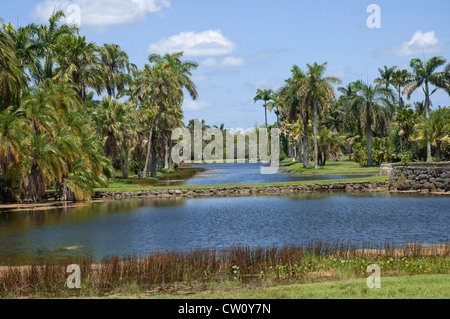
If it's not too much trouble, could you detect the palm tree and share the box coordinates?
[374,65,397,90]
[99,43,136,98]
[132,52,198,178]
[53,35,104,103]
[0,27,27,109]
[38,10,77,81]
[278,65,310,166]
[435,63,450,96]
[298,62,341,169]
[1,22,43,84]
[94,96,137,179]
[391,69,412,110]
[404,56,447,162]
[253,88,274,128]
[345,80,395,166]
[414,107,449,162]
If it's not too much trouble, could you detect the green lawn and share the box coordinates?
[95,175,388,192]
[148,275,449,299]
[280,161,381,175]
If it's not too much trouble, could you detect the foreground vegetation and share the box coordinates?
[159,275,449,299]
[0,242,448,298]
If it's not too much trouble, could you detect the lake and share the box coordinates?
[162,162,373,186]
[0,192,448,265]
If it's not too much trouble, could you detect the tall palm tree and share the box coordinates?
[253,88,274,128]
[298,62,341,169]
[404,56,447,162]
[99,43,136,98]
[414,107,449,162]
[374,65,397,90]
[94,96,137,179]
[391,69,412,110]
[0,27,27,109]
[279,65,310,166]
[345,80,395,166]
[38,10,77,81]
[1,22,42,84]
[52,35,104,103]
[132,52,198,178]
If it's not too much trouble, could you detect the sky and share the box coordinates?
[1,0,449,130]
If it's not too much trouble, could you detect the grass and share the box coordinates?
[95,175,388,193]
[158,274,449,299]
[280,161,381,175]
[1,241,448,299]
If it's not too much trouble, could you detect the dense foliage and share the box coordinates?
[257,59,449,168]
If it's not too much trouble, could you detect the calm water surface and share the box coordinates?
[0,192,448,265]
[162,162,373,186]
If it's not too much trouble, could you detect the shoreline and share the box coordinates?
[1,180,449,212]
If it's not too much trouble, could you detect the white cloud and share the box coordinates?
[221,56,245,67]
[148,30,236,57]
[33,0,170,28]
[385,31,444,56]
[182,99,212,111]
[201,56,245,68]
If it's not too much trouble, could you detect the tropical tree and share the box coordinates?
[344,80,395,166]
[254,88,274,128]
[99,43,136,98]
[374,65,397,90]
[52,35,104,102]
[0,26,27,109]
[414,106,450,162]
[391,69,413,110]
[404,56,447,162]
[38,10,77,81]
[131,52,198,178]
[297,62,341,169]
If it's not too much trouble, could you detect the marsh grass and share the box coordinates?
[0,241,448,298]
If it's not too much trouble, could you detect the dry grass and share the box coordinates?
[0,241,448,298]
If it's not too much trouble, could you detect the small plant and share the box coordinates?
[398,152,412,166]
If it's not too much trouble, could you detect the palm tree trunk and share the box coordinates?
[264,104,268,128]
[425,94,432,163]
[143,104,163,178]
[313,100,318,169]
[298,137,303,163]
[303,116,309,168]
[123,148,129,179]
[366,125,373,166]
[436,143,441,162]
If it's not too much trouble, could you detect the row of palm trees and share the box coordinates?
[0,11,198,203]
[255,57,449,167]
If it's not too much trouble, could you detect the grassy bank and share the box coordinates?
[1,242,448,299]
[158,274,449,299]
[281,161,381,175]
[95,175,388,193]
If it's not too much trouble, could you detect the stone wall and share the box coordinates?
[93,181,387,200]
[388,162,450,192]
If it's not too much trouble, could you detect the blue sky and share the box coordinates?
[2,0,449,129]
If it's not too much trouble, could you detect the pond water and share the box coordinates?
[0,192,448,265]
[163,162,373,186]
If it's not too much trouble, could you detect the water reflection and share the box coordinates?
[163,162,374,186]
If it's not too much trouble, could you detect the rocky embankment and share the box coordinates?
[93,181,386,200]
[384,162,450,192]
